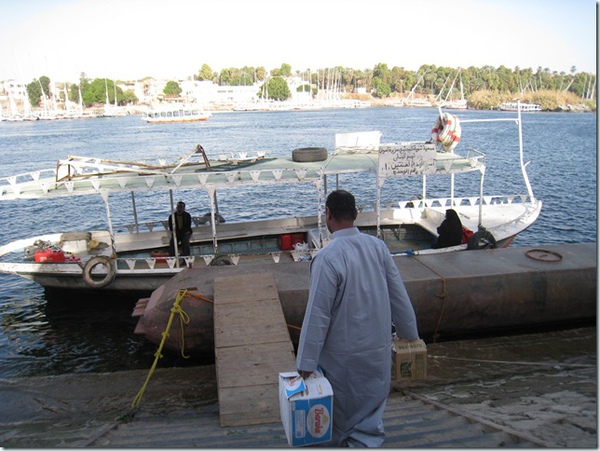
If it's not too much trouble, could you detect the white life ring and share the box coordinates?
[82,256,116,288]
[431,113,461,152]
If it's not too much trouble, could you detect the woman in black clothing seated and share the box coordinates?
[432,209,463,249]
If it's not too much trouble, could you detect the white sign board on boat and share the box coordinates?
[378,142,436,178]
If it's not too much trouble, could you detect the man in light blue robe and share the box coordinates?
[296,190,419,447]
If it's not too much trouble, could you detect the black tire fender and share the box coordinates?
[82,256,116,288]
[467,230,497,250]
[292,147,328,162]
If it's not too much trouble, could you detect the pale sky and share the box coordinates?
[0,0,596,82]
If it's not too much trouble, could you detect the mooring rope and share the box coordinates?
[430,355,595,368]
[131,288,192,410]
[412,256,448,343]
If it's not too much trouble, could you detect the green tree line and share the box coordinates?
[196,62,596,103]
[24,62,595,108]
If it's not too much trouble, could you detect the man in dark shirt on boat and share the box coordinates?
[168,201,193,256]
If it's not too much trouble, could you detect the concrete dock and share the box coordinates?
[1,326,595,448]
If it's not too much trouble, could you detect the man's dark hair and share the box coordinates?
[326,190,357,221]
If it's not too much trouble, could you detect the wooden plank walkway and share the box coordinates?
[213,271,297,427]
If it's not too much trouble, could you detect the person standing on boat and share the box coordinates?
[296,190,419,447]
[168,201,193,256]
[432,209,463,249]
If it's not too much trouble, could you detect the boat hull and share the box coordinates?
[132,243,597,355]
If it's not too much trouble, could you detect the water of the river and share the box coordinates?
[0,108,596,378]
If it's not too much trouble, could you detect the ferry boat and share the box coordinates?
[0,106,542,293]
[143,105,211,123]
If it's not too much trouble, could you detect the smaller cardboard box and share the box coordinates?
[279,369,333,447]
[393,338,427,381]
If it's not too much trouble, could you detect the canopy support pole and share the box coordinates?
[376,176,384,239]
[316,176,324,247]
[169,190,180,267]
[100,191,116,254]
[208,187,218,254]
[478,168,485,228]
[131,192,139,233]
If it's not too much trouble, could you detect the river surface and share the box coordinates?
[0,107,596,378]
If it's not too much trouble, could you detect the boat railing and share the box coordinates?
[0,167,58,192]
[115,247,317,271]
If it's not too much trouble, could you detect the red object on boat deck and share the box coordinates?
[34,248,66,262]
[151,251,170,263]
[280,233,306,251]
[461,227,474,244]
[280,234,293,250]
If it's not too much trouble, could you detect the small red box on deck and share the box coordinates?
[34,248,66,263]
[280,233,306,251]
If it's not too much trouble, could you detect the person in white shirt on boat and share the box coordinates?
[168,201,193,256]
[296,189,419,447]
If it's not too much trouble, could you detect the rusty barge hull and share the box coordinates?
[133,243,596,355]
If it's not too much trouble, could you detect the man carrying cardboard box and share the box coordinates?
[296,190,419,447]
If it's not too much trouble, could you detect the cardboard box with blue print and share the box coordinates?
[393,338,427,381]
[279,368,333,447]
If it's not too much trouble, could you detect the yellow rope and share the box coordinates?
[131,289,189,410]
[175,301,191,359]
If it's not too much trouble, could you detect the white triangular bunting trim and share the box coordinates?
[166,257,177,268]
[125,259,136,269]
[117,178,128,188]
[270,252,281,263]
[65,181,74,192]
[197,173,209,185]
[145,222,154,232]
[184,256,195,267]
[229,255,240,265]
[202,255,214,265]
[295,169,307,181]
[145,177,155,188]
[250,171,261,181]
[145,258,156,269]
[31,171,40,181]
[272,169,283,180]
[91,180,101,191]
[172,175,183,187]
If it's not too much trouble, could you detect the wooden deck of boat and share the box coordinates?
[213,271,296,427]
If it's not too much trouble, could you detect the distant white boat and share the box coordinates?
[143,105,211,123]
[403,72,433,108]
[499,102,541,112]
[439,71,468,110]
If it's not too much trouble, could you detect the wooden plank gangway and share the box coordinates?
[213,271,296,427]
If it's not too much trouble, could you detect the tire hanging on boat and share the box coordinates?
[467,229,497,250]
[292,147,328,162]
[431,113,461,152]
[82,256,116,288]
